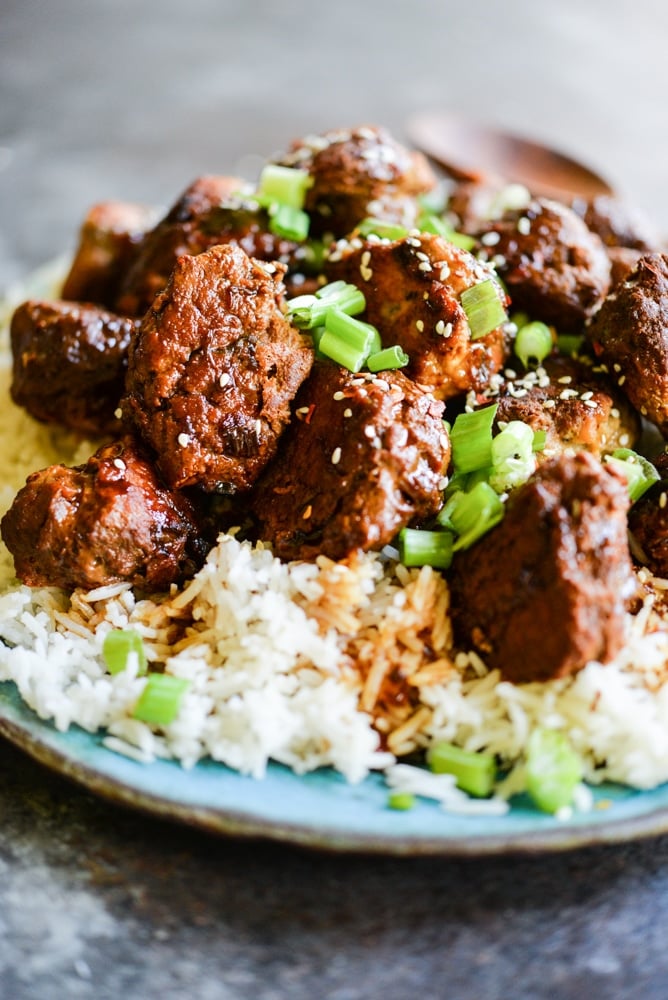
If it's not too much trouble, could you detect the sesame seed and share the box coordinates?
[360,265,373,281]
[416,319,424,332]
[618,375,626,386]
[423,291,429,300]
[504,369,517,379]
[331,447,342,465]
[439,264,451,281]
[492,254,506,268]
[219,372,231,387]
[543,399,556,409]
[343,408,353,418]
[619,433,630,446]
[435,320,446,335]
[296,406,310,415]
[557,376,572,384]
[559,388,578,400]
[661,492,667,509]
[517,217,531,235]
[481,231,501,246]
[610,407,620,418]
[580,390,594,400]
[442,322,453,337]
[641,406,648,416]
[113,458,126,470]
[416,251,429,261]
[439,433,449,448]
[255,419,262,435]
[177,433,190,447]
[583,399,598,408]
[333,391,346,400]
[407,237,421,247]
[613,363,622,373]
[418,261,432,272]
[364,425,376,439]
[361,250,371,267]
[302,504,312,520]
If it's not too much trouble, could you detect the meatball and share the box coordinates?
[61,200,157,310]
[274,125,436,238]
[122,243,314,493]
[0,438,206,591]
[474,197,611,332]
[327,232,509,400]
[449,452,635,683]
[10,299,139,436]
[586,253,668,435]
[571,194,660,252]
[115,175,300,316]
[251,363,449,561]
[607,246,644,287]
[627,452,668,577]
[446,179,532,234]
[472,354,641,460]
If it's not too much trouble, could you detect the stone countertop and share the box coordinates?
[2,2,668,997]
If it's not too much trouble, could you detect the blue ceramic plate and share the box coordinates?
[1,679,668,854]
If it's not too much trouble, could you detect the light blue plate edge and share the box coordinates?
[1,679,667,855]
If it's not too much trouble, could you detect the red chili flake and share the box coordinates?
[304,404,316,424]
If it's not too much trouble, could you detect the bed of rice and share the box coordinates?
[3,263,668,814]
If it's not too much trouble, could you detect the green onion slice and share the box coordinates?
[269,204,310,242]
[460,279,507,340]
[416,211,476,251]
[605,448,660,503]
[367,345,409,372]
[132,674,190,727]
[317,331,368,372]
[324,308,381,355]
[103,629,147,676]
[450,404,498,474]
[288,282,366,329]
[556,333,585,357]
[257,164,311,209]
[446,481,505,551]
[387,792,416,811]
[427,741,497,798]
[514,320,553,368]
[356,218,409,240]
[525,728,583,814]
[489,420,537,493]
[398,527,454,570]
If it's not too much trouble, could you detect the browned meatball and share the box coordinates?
[61,200,157,310]
[571,194,660,252]
[586,254,668,435]
[0,438,206,591]
[251,363,449,561]
[115,175,302,316]
[10,299,139,436]
[474,198,611,332]
[122,243,314,493]
[327,232,509,400]
[449,452,635,683]
[607,246,644,287]
[274,125,436,238]
[472,354,641,460]
[628,453,668,577]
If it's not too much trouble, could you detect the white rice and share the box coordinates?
[3,266,668,813]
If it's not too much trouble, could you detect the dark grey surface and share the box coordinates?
[3,2,668,997]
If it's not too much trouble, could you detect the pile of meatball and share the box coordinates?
[3,124,668,686]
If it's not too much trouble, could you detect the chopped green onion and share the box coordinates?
[485,183,531,218]
[317,331,368,372]
[356,218,409,241]
[427,741,497,797]
[257,164,311,209]
[324,308,381,356]
[103,629,147,676]
[132,674,190,727]
[269,204,310,242]
[398,527,454,570]
[387,792,416,811]
[532,429,547,453]
[460,279,507,339]
[557,333,585,357]
[489,420,537,493]
[288,282,366,329]
[449,404,498,474]
[525,728,583,814]
[514,320,553,368]
[416,211,476,250]
[446,481,505,550]
[367,345,409,372]
[605,448,660,502]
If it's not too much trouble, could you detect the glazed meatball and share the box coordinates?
[571,194,660,252]
[628,453,668,577]
[122,243,314,493]
[471,354,641,461]
[0,438,206,591]
[474,198,611,332]
[327,232,510,400]
[586,254,668,435]
[61,200,157,310]
[449,452,635,683]
[251,363,449,561]
[10,299,139,436]
[115,175,301,316]
[274,125,436,238]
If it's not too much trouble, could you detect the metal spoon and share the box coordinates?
[406,111,614,201]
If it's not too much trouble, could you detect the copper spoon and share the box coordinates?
[406,111,614,202]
